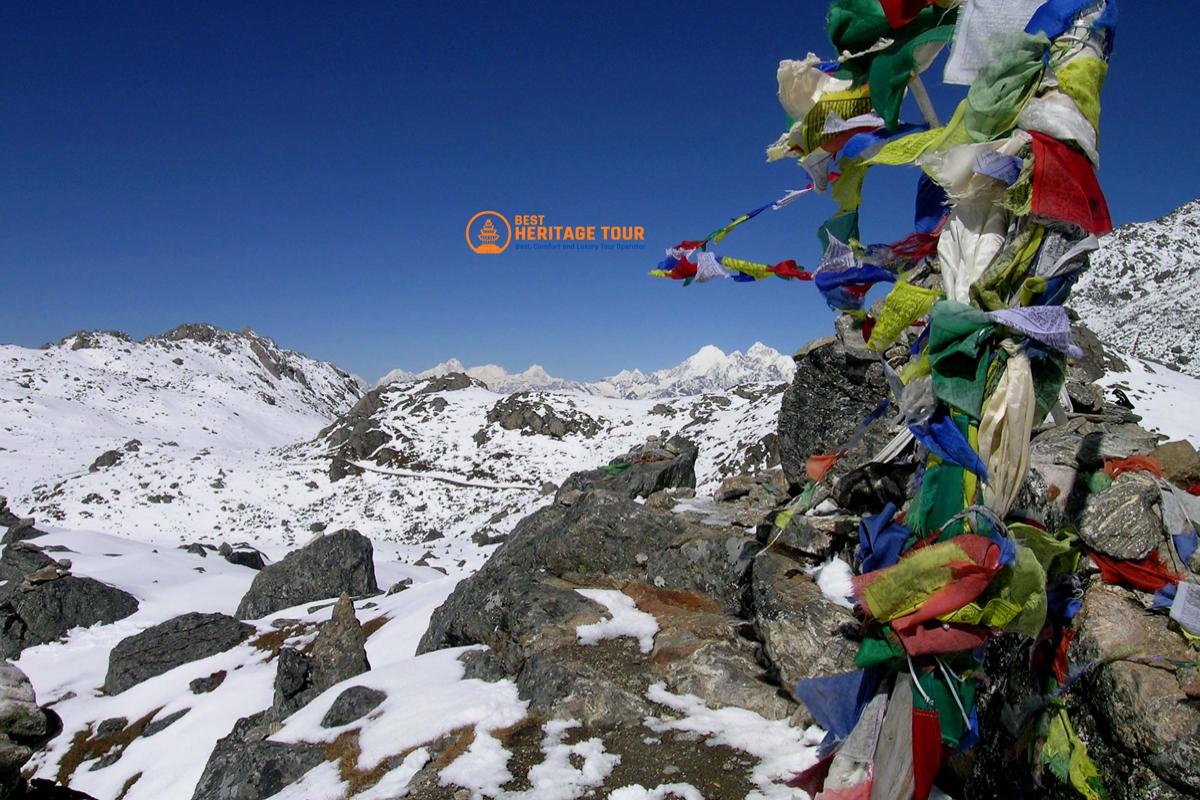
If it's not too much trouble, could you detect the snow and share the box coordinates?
[440,719,621,800]
[1098,353,1200,446]
[810,557,856,609]
[643,683,823,800]
[574,589,660,654]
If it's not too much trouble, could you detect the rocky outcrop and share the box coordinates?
[193,597,372,797]
[104,612,254,694]
[273,595,371,718]
[556,439,698,501]
[235,530,378,619]
[777,335,889,488]
[483,393,603,439]
[318,388,393,481]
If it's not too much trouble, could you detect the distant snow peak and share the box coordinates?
[376,343,795,399]
[1074,198,1200,377]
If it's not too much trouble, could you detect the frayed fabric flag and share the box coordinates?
[910,411,989,479]
[858,503,912,574]
[978,342,1037,518]
[943,0,1046,86]
[988,306,1083,358]
[1029,131,1112,235]
[854,534,1003,627]
[867,281,941,352]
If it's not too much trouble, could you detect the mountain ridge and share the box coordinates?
[1074,197,1200,377]
[375,341,796,399]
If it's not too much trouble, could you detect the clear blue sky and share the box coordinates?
[1,2,1190,381]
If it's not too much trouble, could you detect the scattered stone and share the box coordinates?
[95,717,127,738]
[485,393,602,439]
[142,708,189,738]
[387,578,413,595]
[319,685,386,728]
[235,530,378,619]
[88,450,123,472]
[104,613,254,694]
[308,522,327,533]
[189,671,227,695]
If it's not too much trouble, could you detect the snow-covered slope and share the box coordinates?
[0,325,361,502]
[12,377,784,564]
[1074,199,1200,377]
[376,342,796,399]
[1098,352,1200,445]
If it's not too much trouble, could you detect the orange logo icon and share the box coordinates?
[466,211,512,254]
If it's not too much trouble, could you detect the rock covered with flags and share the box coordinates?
[653,1,1200,798]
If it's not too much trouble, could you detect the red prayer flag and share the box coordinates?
[1103,455,1162,480]
[807,453,840,481]
[880,0,935,28]
[1090,549,1180,593]
[1029,131,1113,235]
[767,260,815,280]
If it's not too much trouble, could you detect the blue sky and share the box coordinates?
[1,2,1190,381]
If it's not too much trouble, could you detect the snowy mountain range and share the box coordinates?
[2,326,787,560]
[1074,198,1200,377]
[375,342,796,399]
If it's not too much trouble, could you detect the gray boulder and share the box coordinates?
[320,685,386,728]
[1071,583,1200,794]
[88,449,123,472]
[0,661,52,797]
[235,530,378,619]
[219,542,267,571]
[189,711,325,800]
[1077,472,1164,560]
[751,552,858,708]
[0,576,138,658]
[104,612,254,694]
